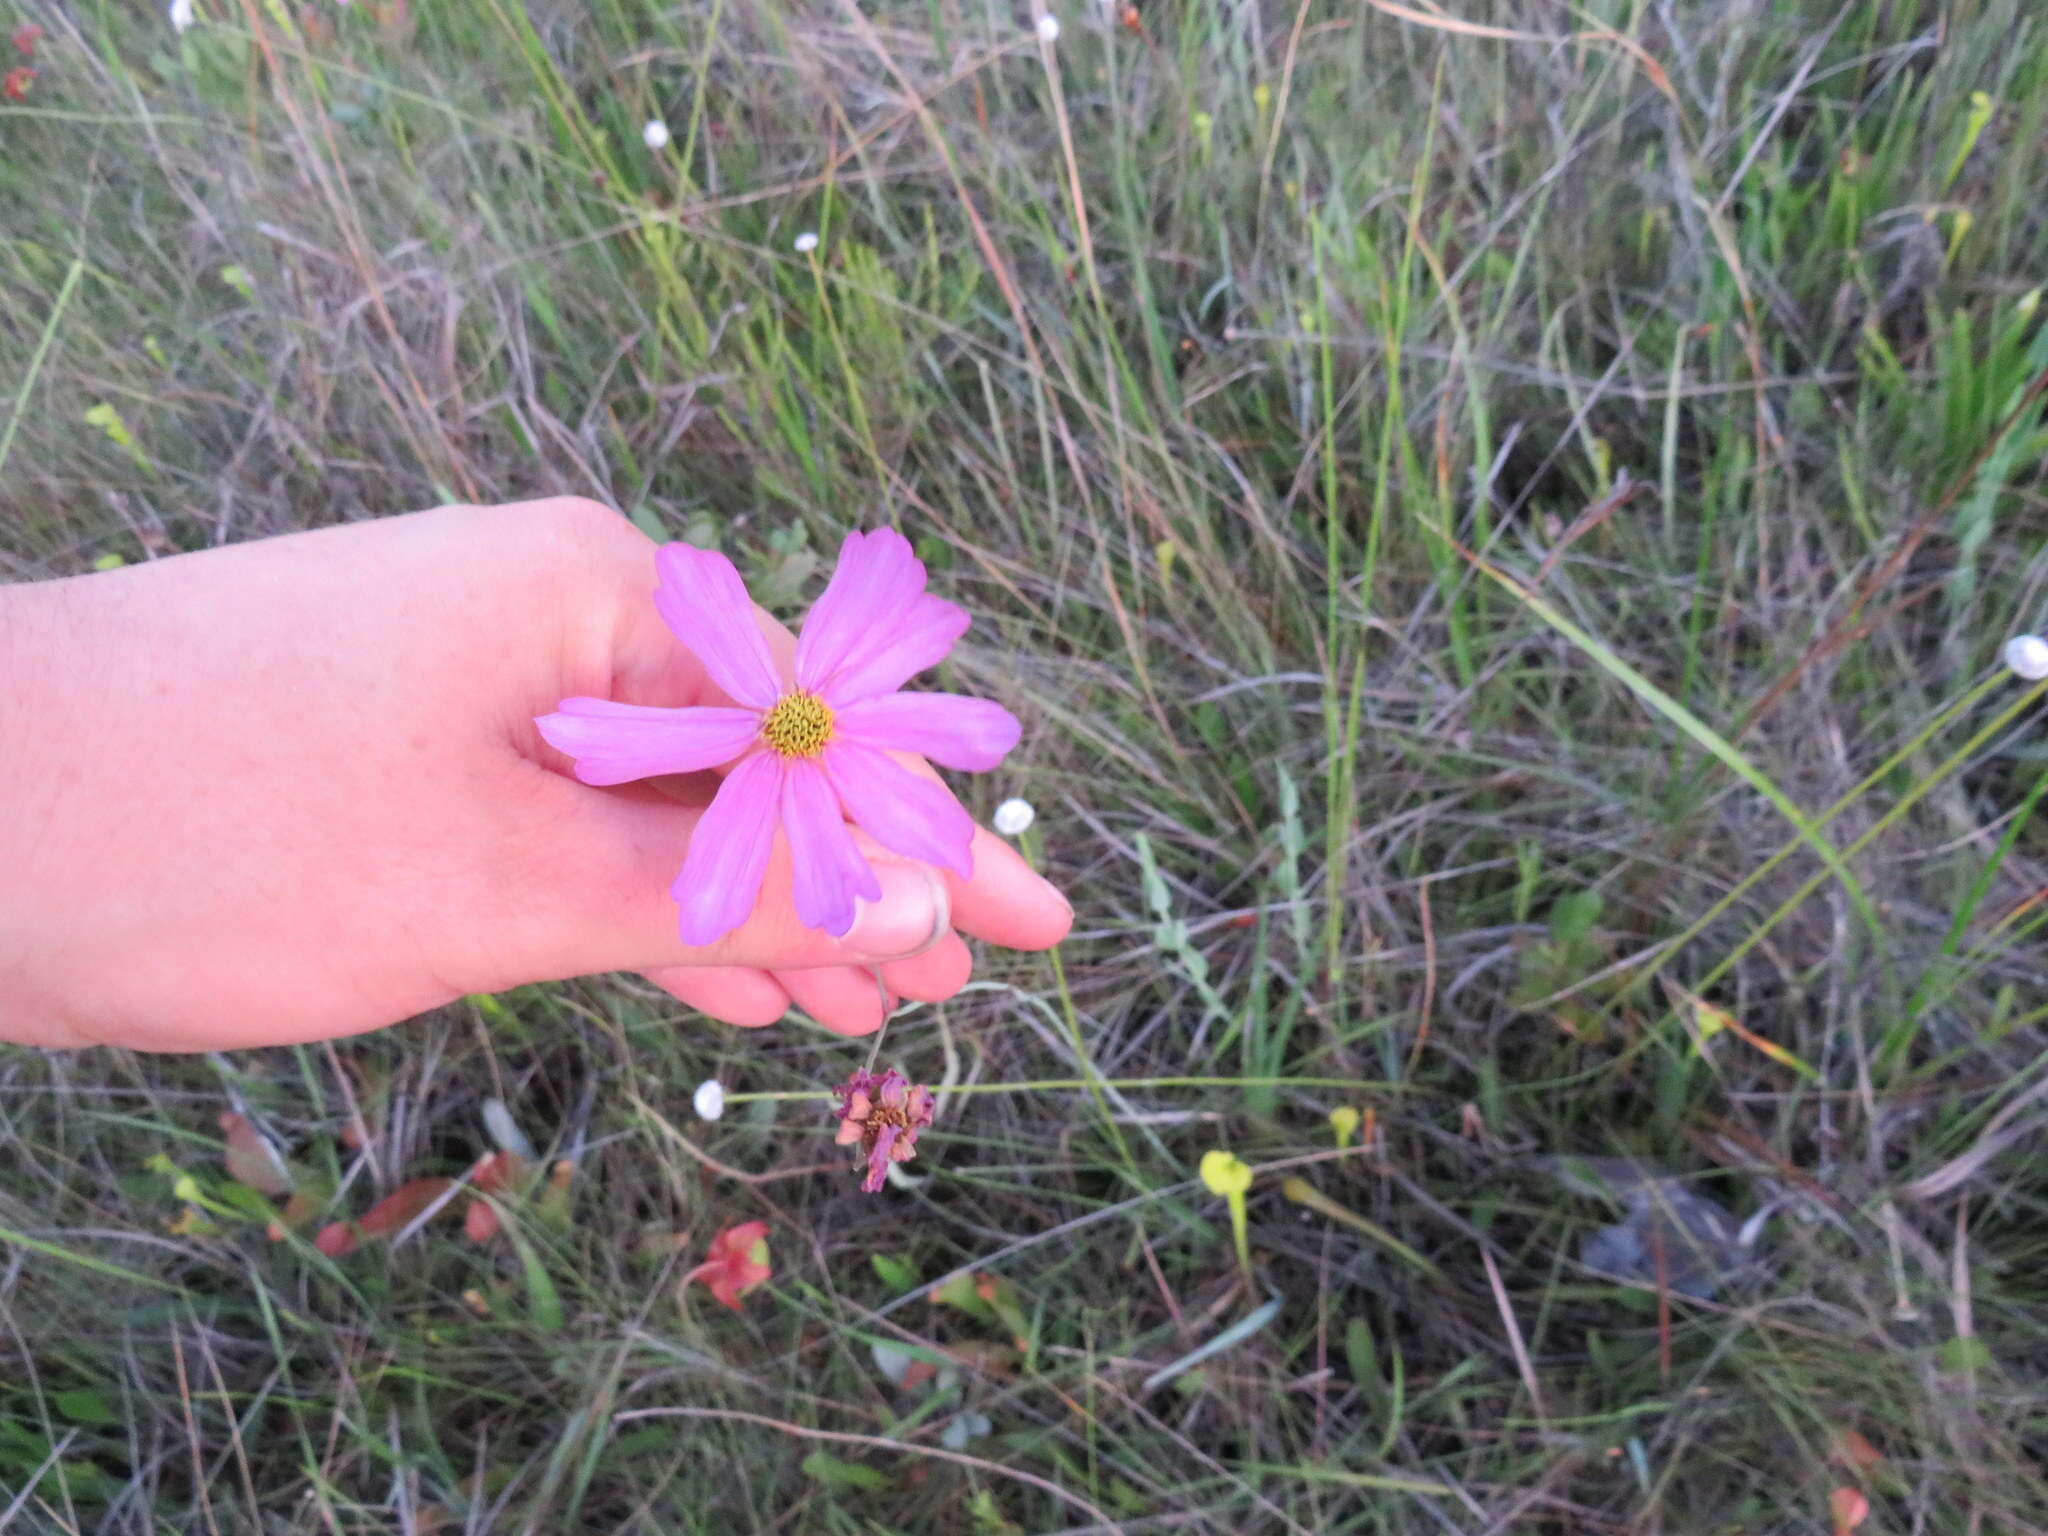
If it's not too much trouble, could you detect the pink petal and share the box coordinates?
[780,760,880,936]
[835,692,1020,771]
[821,743,975,878]
[653,544,784,710]
[834,1118,865,1146]
[796,530,971,704]
[670,752,784,946]
[796,530,922,688]
[820,596,970,705]
[536,698,763,786]
[864,1125,899,1192]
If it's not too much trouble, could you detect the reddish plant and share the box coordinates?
[682,1221,771,1311]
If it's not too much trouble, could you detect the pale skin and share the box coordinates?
[0,498,1071,1052]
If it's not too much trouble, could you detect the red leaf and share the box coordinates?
[464,1200,500,1243]
[266,1188,326,1241]
[1830,1428,1885,1472]
[469,1150,526,1195]
[11,23,41,57]
[1830,1487,1870,1536]
[219,1112,294,1196]
[313,1222,358,1258]
[356,1177,454,1238]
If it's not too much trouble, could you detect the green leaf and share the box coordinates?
[1940,1336,1992,1373]
[801,1451,892,1492]
[1344,1317,1377,1388]
[500,1220,563,1332]
[53,1388,117,1426]
[871,1252,920,1292]
[1547,889,1604,946]
[932,1272,995,1322]
[629,506,668,540]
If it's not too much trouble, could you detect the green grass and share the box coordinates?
[7,0,2048,1529]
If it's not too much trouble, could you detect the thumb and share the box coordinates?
[526,774,951,979]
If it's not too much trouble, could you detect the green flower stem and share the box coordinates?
[720,1076,1415,1105]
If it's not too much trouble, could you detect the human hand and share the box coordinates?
[0,498,1069,1052]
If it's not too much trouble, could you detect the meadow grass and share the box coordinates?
[5,0,2048,1530]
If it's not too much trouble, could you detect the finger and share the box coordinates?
[778,966,896,1037]
[948,827,1072,950]
[529,774,951,976]
[640,965,791,1027]
[879,931,973,1003]
[845,752,1069,950]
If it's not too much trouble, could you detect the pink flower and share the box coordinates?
[538,530,1020,945]
[832,1068,935,1193]
[683,1220,773,1310]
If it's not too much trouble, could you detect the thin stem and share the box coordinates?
[720,1075,1419,1105]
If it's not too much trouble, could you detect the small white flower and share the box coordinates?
[169,0,196,30]
[1035,12,1060,42]
[2004,634,2048,681]
[642,119,671,150]
[793,230,819,254]
[692,1079,726,1121]
[992,797,1036,837]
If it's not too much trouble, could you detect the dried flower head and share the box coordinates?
[833,1068,935,1192]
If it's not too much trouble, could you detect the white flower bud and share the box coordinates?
[642,119,671,150]
[1036,13,1061,42]
[992,797,1036,837]
[2004,634,2048,681]
[169,0,196,30]
[793,230,820,254]
[693,1079,726,1121]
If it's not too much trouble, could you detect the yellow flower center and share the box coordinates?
[760,690,835,758]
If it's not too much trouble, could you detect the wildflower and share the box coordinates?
[641,118,670,150]
[12,23,42,57]
[2,65,30,100]
[832,1067,934,1193]
[1200,1149,1255,1285]
[793,230,819,254]
[538,529,1020,945]
[2003,634,2048,681]
[169,0,195,30]
[1327,1105,1360,1149]
[991,797,1034,837]
[683,1219,771,1310]
[1035,12,1060,42]
[693,1078,726,1121]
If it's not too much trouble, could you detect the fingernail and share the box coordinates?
[843,863,948,961]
